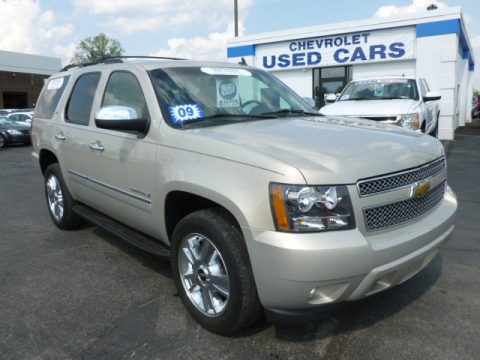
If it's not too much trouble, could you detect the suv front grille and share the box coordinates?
[364,180,446,231]
[358,157,446,196]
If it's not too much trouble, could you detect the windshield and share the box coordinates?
[149,66,316,128]
[0,117,17,125]
[338,79,419,101]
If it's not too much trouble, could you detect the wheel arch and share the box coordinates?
[163,185,248,242]
[39,148,59,175]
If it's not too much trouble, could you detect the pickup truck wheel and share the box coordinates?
[171,208,261,334]
[44,163,84,230]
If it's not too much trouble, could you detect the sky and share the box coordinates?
[0,0,479,87]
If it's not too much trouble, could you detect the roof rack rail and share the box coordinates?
[103,55,187,61]
[60,61,100,72]
[60,55,187,72]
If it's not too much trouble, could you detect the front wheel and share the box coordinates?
[171,208,262,334]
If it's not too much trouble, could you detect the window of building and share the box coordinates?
[312,66,351,108]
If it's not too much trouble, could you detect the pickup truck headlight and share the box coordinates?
[270,183,355,232]
[6,129,22,135]
[398,113,420,130]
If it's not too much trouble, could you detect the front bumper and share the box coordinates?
[244,188,456,311]
[5,133,31,144]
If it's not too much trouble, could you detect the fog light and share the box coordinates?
[307,288,316,300]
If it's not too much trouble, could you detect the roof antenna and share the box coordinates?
[239,57,248,66]
[427,4,438,10]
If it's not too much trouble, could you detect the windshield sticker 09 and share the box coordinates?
[340,94,350,100]
[168,103,205,124]
[201,67,251,77]
[217,79,240,107]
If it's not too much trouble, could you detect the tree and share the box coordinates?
[72,33,124,65]
[474,88,480,97]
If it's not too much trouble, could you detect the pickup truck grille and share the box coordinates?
[358,157,446,196]
[364,180,446,231]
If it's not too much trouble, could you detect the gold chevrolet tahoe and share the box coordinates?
[31,58,457,334]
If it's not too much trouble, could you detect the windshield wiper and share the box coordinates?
[379,96,407,100]
[261,109,321,116]
[180,113,276,128]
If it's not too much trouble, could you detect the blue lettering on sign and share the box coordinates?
[292,52,305,66]
[370,44,387,60]
[168,103,205,124]
[350,47,367,62]
[262,39,406,69]
[334,49,349,63]
[388,42,406,58]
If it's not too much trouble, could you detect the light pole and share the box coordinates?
[234,0,239,37]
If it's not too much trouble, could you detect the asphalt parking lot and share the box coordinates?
[1,124,479,360]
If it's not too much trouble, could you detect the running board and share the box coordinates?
[73,204,170,258]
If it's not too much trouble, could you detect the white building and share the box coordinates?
[227,7,475,140]
[0,50,61,109]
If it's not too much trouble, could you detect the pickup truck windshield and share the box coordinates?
[149,66,315,128]
[338,79,419,101]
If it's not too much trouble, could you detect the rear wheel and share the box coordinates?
[44,163,84,230]
[171,208,262,334]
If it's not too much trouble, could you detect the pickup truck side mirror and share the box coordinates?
[95,105,148,133]
[423,91,441,102]
[325,94,337,103]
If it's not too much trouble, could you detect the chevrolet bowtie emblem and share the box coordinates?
[411,181,431,198]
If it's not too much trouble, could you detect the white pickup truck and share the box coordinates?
[320,77,441,137]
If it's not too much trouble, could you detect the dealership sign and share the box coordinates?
[254,26,415,71]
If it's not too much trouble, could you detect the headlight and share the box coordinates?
[6,129,22,135]
[398,113,420,130]
[270,183,356,232]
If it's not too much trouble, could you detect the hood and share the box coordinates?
[175,116,444,185]
[320,99,418,117]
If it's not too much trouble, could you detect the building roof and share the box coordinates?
[0,50,61,75]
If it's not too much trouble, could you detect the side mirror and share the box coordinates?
[95,105,148,133]
[423,91,441,102]
[325,94,337,103]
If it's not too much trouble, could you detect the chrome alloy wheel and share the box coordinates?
[46,174,64,222]
[0,136,5,148]
[178,233,230,317]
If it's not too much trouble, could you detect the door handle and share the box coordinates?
[89,142,105,152]
[55,133,66,141]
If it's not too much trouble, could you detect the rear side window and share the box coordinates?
[66,72,101,126]
[35,75,70,119]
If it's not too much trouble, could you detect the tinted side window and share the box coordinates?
[102,71,149,120]
[66,72,101,126]
[34,76,70,119]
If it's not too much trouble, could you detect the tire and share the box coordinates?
[0,134,6,149]
[44,163,84,230]
[171,208,262,335]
